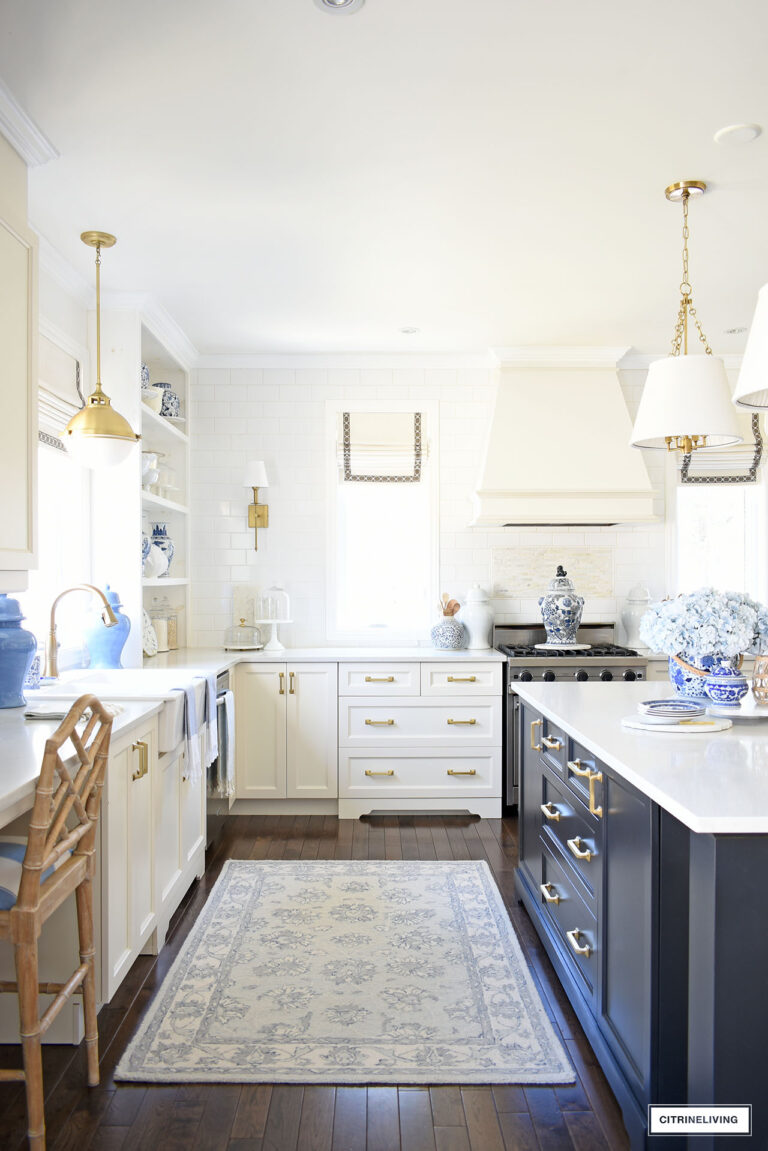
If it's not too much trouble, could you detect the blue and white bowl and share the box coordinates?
[704,663,749,707]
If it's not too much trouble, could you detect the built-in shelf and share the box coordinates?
[140,405,189,446]
[142,577,190,587]
[141,491,189,515]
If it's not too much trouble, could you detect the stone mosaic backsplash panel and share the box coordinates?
[492,546,614,599]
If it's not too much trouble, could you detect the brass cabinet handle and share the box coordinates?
[568,759,604,818]
[447,675,476,682]
[289,671,295,695]
[530,718,542,750]
[567,836,593,862]
[365,769,395,776]
[542,734,562,751]
[447,769,477,776]
[365,718,395,726]
[279,672,285,695]
[566,928,591,957]
[131,740,149,782]
[539,882,561,904]
[568,758,589,777]
[365,675,395,682]
[540,801,561,822]
[447,718,477,725]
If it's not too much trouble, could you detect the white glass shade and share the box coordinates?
[630,354,742,449]
[733,283,768,409]
[244,460,269,488]
[64,430,138,468]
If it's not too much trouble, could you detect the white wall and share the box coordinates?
[189,357,668,648]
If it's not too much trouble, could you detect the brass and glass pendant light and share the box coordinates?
[62,231,140,467]
[631,181,742,452]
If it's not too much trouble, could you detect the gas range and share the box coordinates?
[495,623,647,684]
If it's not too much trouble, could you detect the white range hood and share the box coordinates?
[473,348,656,526]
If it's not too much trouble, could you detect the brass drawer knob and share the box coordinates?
[566,928,591,957]
[567,836,593,862]
[540,801,561,822]
[539,882,560,904]
[364,769,395,776]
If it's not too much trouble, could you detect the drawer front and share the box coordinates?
[338,662,420,696]
[540,770,601,902]
[565,740,605,819]
[529,714,567,772]
[338,697,502,747]
[540,843,598,1001]
[420,662,502,697]
[339,748,501,798]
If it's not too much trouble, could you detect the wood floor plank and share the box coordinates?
[399,1088,437,1151]
[49,1087,115,1151]
[399,819,420,861]
[191,1083,241,1150]
[434,1127,471,1151]
[385,821,403,859]
[429,820,452,860]
[351,817,370,859]
[429,1086,465,1128]
[460,1088,505,1151]
[331,1085,367,1150]
[88,1127,131,1150]
[296,1085,335,1151]
[367,1087,400,1151]
[413,819,437,861]
[123,1086,182,1151]
[262,1085,304,1151]
[563,1111,612,1151]
[231,1086,273,1139]
[523,1087,575,1150]
[367,820,387,860]
[498,1112,541,1151]
[491,1085,528,1114]
[563,1039,629,1151]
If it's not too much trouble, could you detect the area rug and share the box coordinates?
[116,859,574,1085]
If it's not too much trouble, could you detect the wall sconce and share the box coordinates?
[244,460,269,549]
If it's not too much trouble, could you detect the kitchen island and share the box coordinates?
[513,680,768,1151]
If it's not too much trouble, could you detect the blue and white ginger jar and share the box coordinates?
[151,522,175,574]
[539,566,584,645]
[84,585,131,669]
[668,653,716,698]
[0,595,37,708]
[704,660,749,707]
[431,617,466,650]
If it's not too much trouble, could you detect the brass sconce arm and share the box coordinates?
[248,486,269,549]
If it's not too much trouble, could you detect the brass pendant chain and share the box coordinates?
[670,190,712,357]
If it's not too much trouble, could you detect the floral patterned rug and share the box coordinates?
[116,859,574,1084]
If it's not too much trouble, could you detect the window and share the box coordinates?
[327,404,438,642]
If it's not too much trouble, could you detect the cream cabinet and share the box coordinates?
[154,736,206,945]
[235,663,338,800]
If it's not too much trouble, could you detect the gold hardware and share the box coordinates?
[568,760,603,818]
[131,741,149,782]
[279,672,285,695]
[289,672,295,695]
[566,928,591,957]
[541,734,562,751]
[365,769,395,776]
[365,718,395,725]
[530,718,542,750]
[46,584,118,679]
[247,489,269,549]
[365,675,394,682]
[567,836,593,862]
[568,758,588,777]
[540,802,561,822]
[539,882,560,904]
[447,769,477,776]
[447,675,476,682]
[447,718,477,725]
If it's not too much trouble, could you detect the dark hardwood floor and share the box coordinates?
[0,815,630,1150]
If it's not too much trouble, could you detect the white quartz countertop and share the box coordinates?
[147,646,504,673]
[513,680,768,835]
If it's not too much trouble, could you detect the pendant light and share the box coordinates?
[733,282,768,408]
[630,181,742,452]
[62,231,140,467]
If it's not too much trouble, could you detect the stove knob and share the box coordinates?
[575,669,589,682]
[600,670,614,682]
[623,670,637,682]
[543,670,556,682]
[520,670,533,682]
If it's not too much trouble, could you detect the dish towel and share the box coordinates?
[208,690,236,798]
[177,685,201,783]
[198,674,218,769]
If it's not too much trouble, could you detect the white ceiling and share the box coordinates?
[1,0,767,355]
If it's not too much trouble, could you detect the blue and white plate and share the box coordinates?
[638,698,706,719]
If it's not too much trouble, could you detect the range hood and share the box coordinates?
[473,348,656,526]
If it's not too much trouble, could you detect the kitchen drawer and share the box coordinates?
[420,662,502,697]
[338,662,420,696]
[540,843,598,1001]
[338,697,502,747]
[540,770,601,903]
[528,713,567,773]
[565,740,605,820]
[339,748,501,798]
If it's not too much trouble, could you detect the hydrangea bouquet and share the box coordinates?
[639,587,768,661]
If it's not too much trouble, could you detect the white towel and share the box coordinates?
[178,685,201,783]
[199,673,218,769]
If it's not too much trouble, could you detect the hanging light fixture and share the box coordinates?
[732,282,768,408]
[630,181,742,453]
[62,231,140,467]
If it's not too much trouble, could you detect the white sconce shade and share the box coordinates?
[733,283,768,409]
[630,355,742,449]
[244,460,269,488]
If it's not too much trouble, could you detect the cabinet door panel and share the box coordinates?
[235,664,287,798]
[155,745,182,909]
[287,663,338,798]
[181,744,205,865]
[129,734,155,944]
[518,703,544,891]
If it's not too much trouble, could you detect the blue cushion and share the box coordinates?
[0,837,71,911]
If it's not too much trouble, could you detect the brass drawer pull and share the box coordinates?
[567,836,593,862]
[289,671,295,695]
[131,740,149,782]
[365,675,395,682]
[540,801,561,822]
[530,718,542,750]
[568,759,604,818]
[568,758,589,777]
[542,734,562,751]
[447,718,477,725]
[566,928,591,957]
[447,769,477,776]
[447,675,476,682]
[279,672,285,695]
[365,769,395,776]
[365,718,395,726]
[539,882,561,904]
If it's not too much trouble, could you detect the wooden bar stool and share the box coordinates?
[0,694,113,1150]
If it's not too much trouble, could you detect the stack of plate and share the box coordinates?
[636,698,707,725]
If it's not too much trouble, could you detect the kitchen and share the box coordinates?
[1,1,768,1148]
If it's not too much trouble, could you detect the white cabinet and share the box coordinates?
[154,736,206,945]
[235,663,337,800]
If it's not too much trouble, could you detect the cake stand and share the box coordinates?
[252,619,292,652]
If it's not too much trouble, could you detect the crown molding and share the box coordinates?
[138,298,199,371]
[36,232,92,306]
[0,79,58,166]
[196,352,489,371]
[490,346,632,369]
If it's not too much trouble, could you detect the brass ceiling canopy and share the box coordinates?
[664,179,707,202]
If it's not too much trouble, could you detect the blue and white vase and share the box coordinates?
[668,653,716,698]
[141,530,151,564]
[84,585,131,669]
[0,594,37,708]
[539,566,584,645]
[704,660,749,707]
[152,381,181,418]
[431,617,466,650]
[151,522,174,574]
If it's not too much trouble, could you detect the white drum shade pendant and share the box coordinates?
[733,283,768,409]
[631,181,741,453]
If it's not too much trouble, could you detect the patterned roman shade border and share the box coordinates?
[680,413,763,484]
[342,411,423,483]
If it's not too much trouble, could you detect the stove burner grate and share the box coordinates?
[499,643,639,659]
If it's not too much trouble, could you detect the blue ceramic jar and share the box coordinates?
[84,585,131,668]
[704,660,749,707]
[538,566,584,645]
[0,594,37,708]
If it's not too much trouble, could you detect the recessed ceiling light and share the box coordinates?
[399,327,420,335]
[313,0,365,12]
[713,123,762,145]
